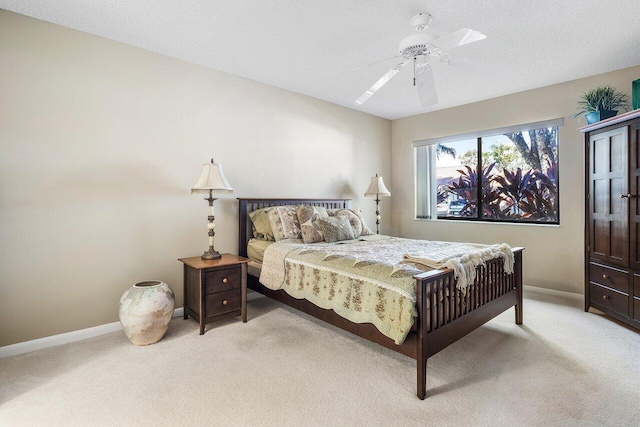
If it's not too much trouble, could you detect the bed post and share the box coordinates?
[416,278,428,400]
[238,199,248,258]
[514,250,523,325]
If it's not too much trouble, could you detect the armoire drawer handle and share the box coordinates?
[222,299,228,305]
[602,274,608,280]
[620,193,635,199]
[222,278,228,284]
[602,295,610,301]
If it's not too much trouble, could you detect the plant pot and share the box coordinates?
[585,110,618,124]
[119,280,175,346]
[599,109,618,121]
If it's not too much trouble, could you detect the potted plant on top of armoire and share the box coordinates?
[573,85,630,124]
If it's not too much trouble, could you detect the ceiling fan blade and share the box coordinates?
[355,61,409,105]
[348,56,399,72]
[430,28,486,51]
[415,61,438,107]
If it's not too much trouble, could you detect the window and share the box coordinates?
[415,119,562,224]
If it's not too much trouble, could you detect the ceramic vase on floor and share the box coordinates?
[119,281,175,346]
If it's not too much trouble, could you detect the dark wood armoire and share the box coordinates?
[581,109,640,329]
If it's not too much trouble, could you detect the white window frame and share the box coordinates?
[413,118,564,223]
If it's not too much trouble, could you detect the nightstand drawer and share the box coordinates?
[206,289,241,317]
[205,267,241,294]
[589,263,628,294]
[589,283,628,318]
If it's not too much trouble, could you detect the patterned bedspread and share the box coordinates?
[259,235,513,344]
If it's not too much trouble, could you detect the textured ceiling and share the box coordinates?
[2,0,640,120]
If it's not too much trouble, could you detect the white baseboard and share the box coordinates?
[0,307,186,359]
[4,287,572,360]
[524,285,584,302]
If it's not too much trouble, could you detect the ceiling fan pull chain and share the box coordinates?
[413,57,416,86]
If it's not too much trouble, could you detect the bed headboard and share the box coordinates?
[237,198,350,258]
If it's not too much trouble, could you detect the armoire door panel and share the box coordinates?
[593,137,606,173]
[629,123,640,269]
[633,223,640,268]
[610,178,625,213]
[634,174,640,211]
[610,221,627,263]
[609,133,624,171]
[592,219,607,257]
[593,180,606,213]
[589,127,628,266]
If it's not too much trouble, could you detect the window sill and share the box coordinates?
[414,218,560,228]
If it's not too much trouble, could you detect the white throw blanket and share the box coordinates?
[403,242,514,289]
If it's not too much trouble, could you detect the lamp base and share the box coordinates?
[201,249,221,260]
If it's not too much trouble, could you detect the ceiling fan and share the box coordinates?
[354,13,486,107]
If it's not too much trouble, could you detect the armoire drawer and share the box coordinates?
[635,297,640,322]
[589,283,629,318]
[634,274,640,297]
[589,263,628,294]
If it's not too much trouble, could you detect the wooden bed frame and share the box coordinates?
[238,198,524,399]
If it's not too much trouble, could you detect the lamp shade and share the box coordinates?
[364,174,390,197]
[191,159,233,194]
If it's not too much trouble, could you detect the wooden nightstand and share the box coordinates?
[179,254,250,334]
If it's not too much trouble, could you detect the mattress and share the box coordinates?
[247,238,274,264]
[247,260,262,278]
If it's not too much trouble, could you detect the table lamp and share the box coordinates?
[364,173,391,234]
[191,159,233,259]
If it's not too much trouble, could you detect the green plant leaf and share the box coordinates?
[573,85,630,118]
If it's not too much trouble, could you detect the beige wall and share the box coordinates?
[0,11,391,346]
[391,65,640,294]
[3,9,639,347]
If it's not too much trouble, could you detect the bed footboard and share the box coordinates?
[414,248,524,399]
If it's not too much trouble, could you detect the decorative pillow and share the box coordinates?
[248,207,275,241]
[318,216,357,243]
[330,209,362,236]
[267,206,302,241]
[296,205,328,243]
[352,209,373,235]
[328,208,373,236]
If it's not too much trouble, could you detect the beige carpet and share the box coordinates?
[1,291,639,426]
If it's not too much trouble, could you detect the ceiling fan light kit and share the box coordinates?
[355,13,486,108]
[399,14,439,59]
[398,32,440,58]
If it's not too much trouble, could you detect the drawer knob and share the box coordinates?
[602,274,608,280]
[621,193,634,199]
[222,299,228,305]
[602,295,610,301]
[222,278,228,284]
